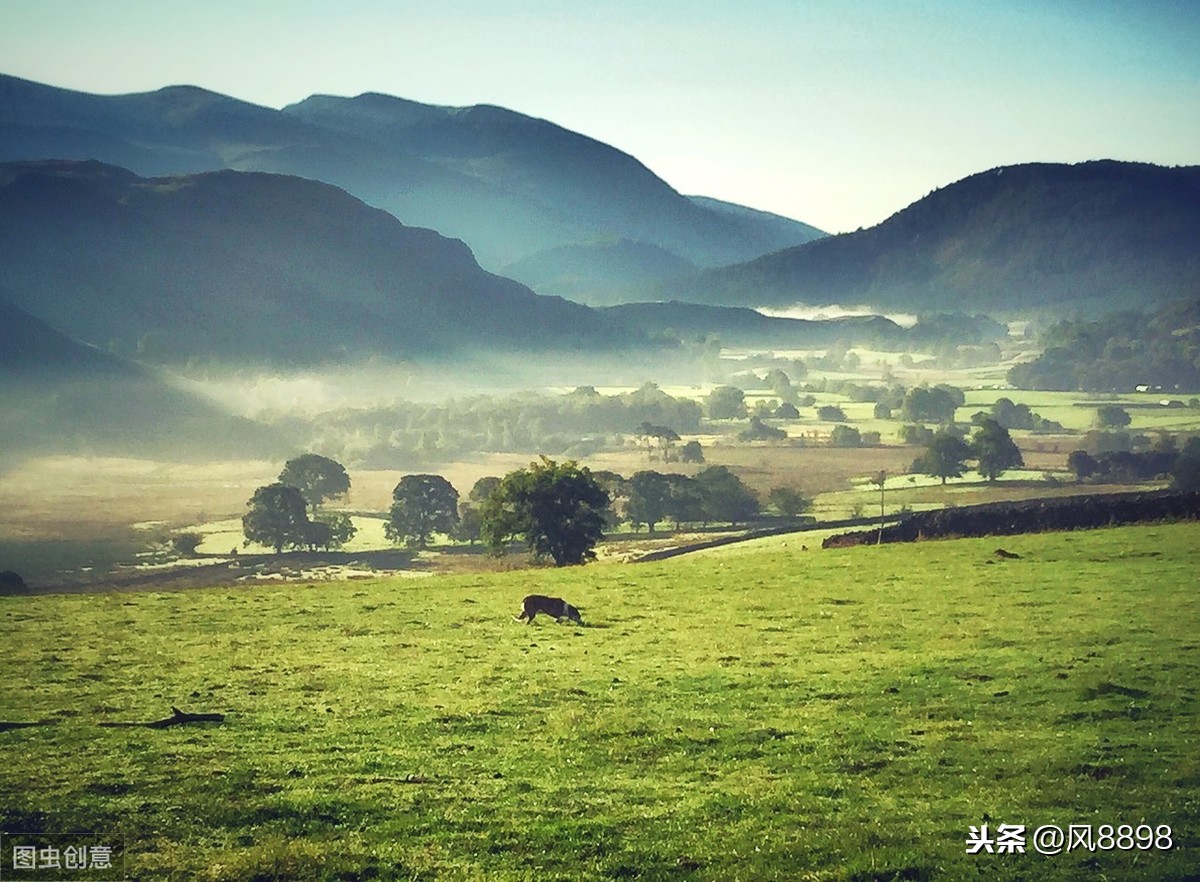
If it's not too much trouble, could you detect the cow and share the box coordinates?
[515,594,584,625]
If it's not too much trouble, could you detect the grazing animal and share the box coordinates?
[515,594,583,625]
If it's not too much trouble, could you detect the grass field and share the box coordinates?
[962,390,1200,434]
[2,523,1198,881]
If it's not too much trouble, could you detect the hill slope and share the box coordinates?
[0,160,623,364]
[673,161,1200,314]
[0,73,823,275]
[501,240,699,307]
[0,298,286,462]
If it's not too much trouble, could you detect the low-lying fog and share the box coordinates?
[756,303,921,328]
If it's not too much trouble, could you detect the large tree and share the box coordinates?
[663,474,705,527]
[768,486,810,518]
[706,386,746,420]
[1094,404,1132,429]
[695,466,759,525]
[828,424,862,447]
[912,432,974,485]
[314,512,357,549]
[1067,449,1101,482]
[455,476,502,545]
[278,453,351,514]
[971,418,1024,482]
[627,470,671,532]
[386,474,460,548]
[901,385,961,424]
[243,483,310,553]
[480,457,609,566]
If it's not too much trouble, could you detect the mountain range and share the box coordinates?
[668,161,1200,314]
[0,159,626,364]
[2,72,1197,352]
[0,72,824,291]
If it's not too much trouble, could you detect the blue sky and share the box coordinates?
[2,0,1197,232]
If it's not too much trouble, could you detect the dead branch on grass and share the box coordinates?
[98,706,225,729]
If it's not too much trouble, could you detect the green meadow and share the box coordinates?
[2,523,1198,881]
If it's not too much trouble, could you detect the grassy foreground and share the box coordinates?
[2,524,1198,881]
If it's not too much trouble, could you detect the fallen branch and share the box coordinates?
[99,706,225,729]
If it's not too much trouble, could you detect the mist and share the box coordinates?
[757,303,921,329]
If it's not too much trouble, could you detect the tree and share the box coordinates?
[1067,449,1100,482]
[774,402,800,419]
[1095,405,1132,429]
[314,512,356,549]
[976,398,1065,433]
[706,386,746,420]
[738,417,788,441]
[454,476,501,545]
[634,422,681,461]
[679,440,705,463]
[469,476,502,503]
[873,402,892,419]
[829,425,862,447]
[627,470,671,532]
[764,368,798,404]
[243,483,310,553]
[301,520,332,551]
[480,457,610,566]
[278,453,351,514]
[899,423,936,446]
[695,466,759,525]
[386,474,460,548]
[768,486,810,518]
[590,470,629,530]
[971,418,1024,482]
[455,505,485,544]
[911,432,974,485]
[170,531,204,557]
[663,474,705,527]
[817,405,847,421]
[901,386,960,423]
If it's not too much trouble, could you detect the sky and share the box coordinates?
[2,0,1197,233]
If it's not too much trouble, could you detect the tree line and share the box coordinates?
[236,454,807,567]
[1008,299,1200,393]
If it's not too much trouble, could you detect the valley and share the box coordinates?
[1,56,1198,882]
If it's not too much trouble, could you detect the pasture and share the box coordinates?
[2,522,1198,880]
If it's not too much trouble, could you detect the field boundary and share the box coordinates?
[633,514,905,562]
[822,488,1200,548]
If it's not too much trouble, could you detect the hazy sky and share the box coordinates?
[3,0,1197,232]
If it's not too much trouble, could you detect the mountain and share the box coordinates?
[670,161,1200,314]
[0,73,823,277]
[685,195,825,246]
[599,301,905,348]
[280,93,825,269]
[501,240,699,307]
[0,298,286,463]
[0,160,625,364]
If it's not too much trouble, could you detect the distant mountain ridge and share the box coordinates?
[670,161,1200,314]
[0,72,824,280]
[0,160,627,364]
